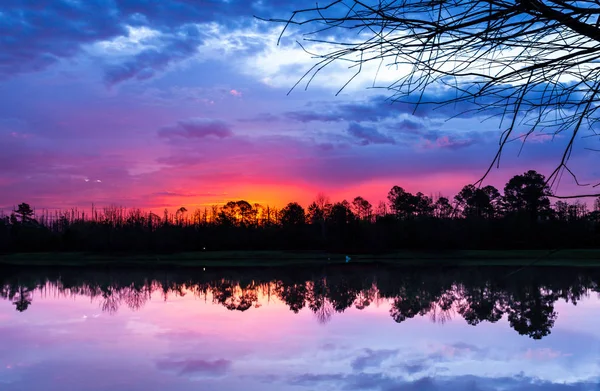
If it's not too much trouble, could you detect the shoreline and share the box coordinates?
[1,249,600,267]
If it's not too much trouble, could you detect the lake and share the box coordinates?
[0,265,599,390]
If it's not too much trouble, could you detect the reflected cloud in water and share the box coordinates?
[0,266,598,390]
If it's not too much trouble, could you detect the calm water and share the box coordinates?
[0,266,599,391]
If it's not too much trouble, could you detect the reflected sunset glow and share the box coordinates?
[0,267,599,390]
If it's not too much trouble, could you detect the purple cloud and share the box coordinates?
[284,92,522,125]
[158,118,233,139]
[422,136,477,150]
[284,96,421,124]
[286,370,597,391]
[350,348,398,371]
[286,111,345,123]
[103,25,204,86]
[0,1,126,77]
[0,0,315,79]
[347,122,396,145]
[156,358,231,377]
[238,113,280,123]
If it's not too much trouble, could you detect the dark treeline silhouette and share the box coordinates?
[2,265,598,340]
[2,170,600,253]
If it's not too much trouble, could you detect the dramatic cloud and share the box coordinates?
[0,1,127,77]
[158,118,233,140]
[284,95,469,124]
[347,123,396,146]
[103,25,205,85]
[0,0,593,210]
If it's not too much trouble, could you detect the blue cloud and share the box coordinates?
[351,348,398,371]
[158,118,233,140]
[286,372,598,391]
[0,0,316,79]
[156,358,232,377]
[103,24,204,85]
[347,122,396,146]
[0,0,126,77]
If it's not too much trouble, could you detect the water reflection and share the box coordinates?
[2,266,599,340]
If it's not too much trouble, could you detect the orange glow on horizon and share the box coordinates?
[149,172,486,212]
[13,167,579,213]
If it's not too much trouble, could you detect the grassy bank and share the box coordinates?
[1,249,600,267]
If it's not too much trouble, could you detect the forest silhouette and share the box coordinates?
[2,170,600,253]
[2,265,598,340]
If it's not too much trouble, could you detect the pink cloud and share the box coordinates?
[421,136,475,150]
[229,89,242,97]
[522,348,563,360]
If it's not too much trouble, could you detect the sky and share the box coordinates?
[1,0,599,211]
[0,284,599,390]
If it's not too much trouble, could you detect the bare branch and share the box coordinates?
[265,0,600,197]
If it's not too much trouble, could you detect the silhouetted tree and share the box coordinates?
[554,201,569,221]
[434,197,454,219]
[327,200,355,225]
[13,203,34,224]
[503,170,552,221]
[307,194,332,240]
[217,202,237,226]
[175,206,187,225]
[455,185,501,219]
[388,186,415,219]
[280,202,306,226]
[216,201,255,226]
[352,196,373,221]
[388,187,434,218]
[413,192,434,217]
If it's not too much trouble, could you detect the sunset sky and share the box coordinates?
[1,0,598,211]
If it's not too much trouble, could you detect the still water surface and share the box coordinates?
[0,266,599,390]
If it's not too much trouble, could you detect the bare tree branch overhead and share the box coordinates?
[262,0,600,197]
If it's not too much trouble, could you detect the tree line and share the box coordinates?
[2,170,600,253]
[2,265,598,340]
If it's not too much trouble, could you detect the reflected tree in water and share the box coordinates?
[100,285,122,314]
[327,277,360,313]
[507,285,558,340]
[353,285,377,310]
[12,286,32,312]
[1,267,596,339]
[457,282,508,326]
[389,279,439,324]
[429,289,458,324]
[1,283,33,312]
[122,283,152,312]
[275,281,308,313]
[307,278,334,324]
[211,280,259,312]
